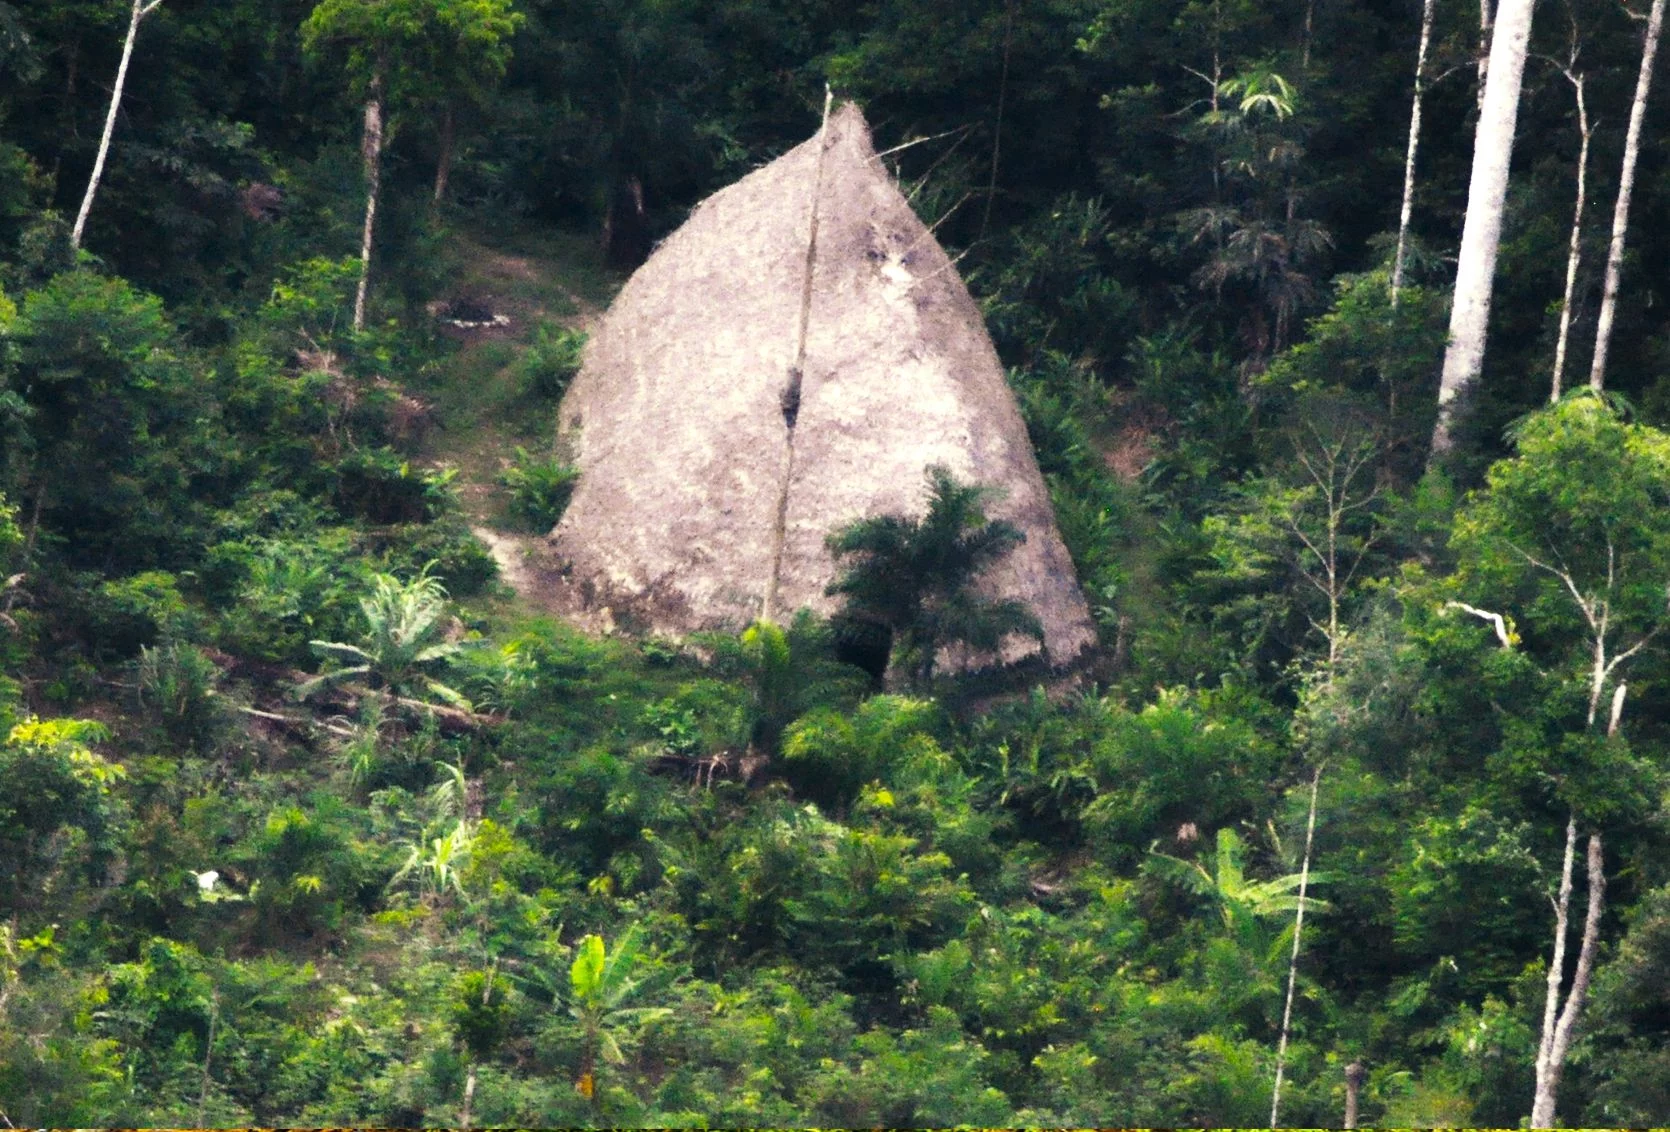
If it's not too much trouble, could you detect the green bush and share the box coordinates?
[516,324,587,400]
[210,531,372,665]
[136,641,229,755]
[332,448,458,524]
[640,680,749,756]
[379,517,498,597]
[234,800,386,944]
[0,716,123,916]
[88,572,201,657]
[499,447,579,532]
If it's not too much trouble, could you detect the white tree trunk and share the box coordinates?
[1270,765,1325,1128]
[1588,0,1667,392]
[1431,0,1536,457]
[1392,0,1437,307]
[1533,817,1578,1120]
[1343,1061,1366,1128]
[353,71,385,333]
[71,0,163,249]
[1531,831,1605,1127]
[1551,70,1592,402]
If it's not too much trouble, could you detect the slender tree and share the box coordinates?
[1391,0,1437,307]
[70,0,163,249]
[1204,401,1385,680]
[1587,0,1667,391]
[421,0,521,207]
[302,0,521,328]
[303,0,390,331]
[1548,38,1593,402]
[353,68,384,331]
[1431,0,1536,458]
[1270,763,1325,1127]
[1447,398,1670,1121]
[979,0,1014,239]
[1531,819,1606,1127]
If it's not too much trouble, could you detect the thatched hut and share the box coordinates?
[549,102,1096,670]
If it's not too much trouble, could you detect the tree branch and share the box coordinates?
[1445,600,1516,648]
[1601,624,1661,681]
[1507,541,1597,629]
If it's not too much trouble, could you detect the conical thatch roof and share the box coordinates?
[548,102,1095,669]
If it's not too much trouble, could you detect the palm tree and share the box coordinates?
[702,613,866,753]
[826,465,1043,688]
[298,567,468,707]
[1181,68,1332,358]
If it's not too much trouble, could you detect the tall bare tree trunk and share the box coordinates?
[433,103,455,206]
[2,483,43,618]
[1430,0,1536,459]
[1270,765,1325,1127]
[1343,1060,1366,1128]
[1531,827,1605,1127]
[1533,816,1578,1121]
[353,67,386,333]
[1303,0,1317,71]
[1529,684,1623,1125]
[194,992,219,1127]
[71,0,163,249]
[1588,0,1666,392]
[1392,0,1437,307]
[460,1065,476,1127]
[1551,66,1592,402]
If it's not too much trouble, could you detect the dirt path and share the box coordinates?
[470,524,562,607]
[418,232,616,614]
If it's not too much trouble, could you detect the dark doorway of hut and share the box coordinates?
[833,616,891,690]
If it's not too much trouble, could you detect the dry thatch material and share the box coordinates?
[549,101,1095,669]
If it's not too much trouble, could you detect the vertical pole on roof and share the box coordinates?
[762,85,835,624]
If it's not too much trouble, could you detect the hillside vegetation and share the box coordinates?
[5,0,1670,1126]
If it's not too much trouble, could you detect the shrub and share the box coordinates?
[136,641,229,755]
[826,465,1042,688]
[516,323,587,400]
[379,517,498,597]
[299,568,470,708]
[499,447,579,532]
[332,448,457,524]
[0,715,123,915]
[88,571,200,657]
[210,530,372,665]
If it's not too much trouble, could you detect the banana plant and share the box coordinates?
[389,818,475,904]
[1148,827,1333,950]
[565,926,671,1109]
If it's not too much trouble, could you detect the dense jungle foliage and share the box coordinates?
[6,0,1670,1124]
